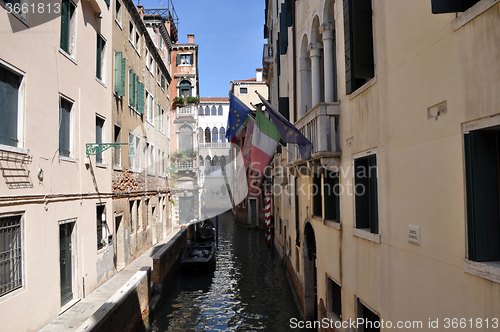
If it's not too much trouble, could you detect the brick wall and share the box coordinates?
[76,268,151,332]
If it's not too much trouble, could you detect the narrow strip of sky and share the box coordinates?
[139,0,266,98]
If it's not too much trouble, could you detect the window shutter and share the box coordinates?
[278,97,290,121]
[96,37,102,80]
[129,70,133,105]
[464,132,500,262]
[189,54,194,65]
[119,56,126,96]
[137,82,145,115]
[431,0,465,13]
[60,0,69,52]
[368,155,379,234]
[114,52,122,95]
[105,0,110,6]
[280,3,288,55]
[354,158,370,229]
[132,73,137,107]
[176,54,181,65]
[343,0,353,94]
[161,74,165,89]
[135,75,140,109]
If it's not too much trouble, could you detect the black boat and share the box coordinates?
[197,219,215,242]
[180,241,216,271]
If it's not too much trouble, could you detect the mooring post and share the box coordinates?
[216,203,219,248]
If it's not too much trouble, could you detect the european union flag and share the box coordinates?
[226,94,251,143]
[256,92,312,160]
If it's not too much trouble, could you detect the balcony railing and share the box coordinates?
[175,105,197,119]
[287,103,341,164]
[174,159,196,170]
[199,142,230,149]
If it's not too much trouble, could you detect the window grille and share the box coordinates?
[0,215,22,297]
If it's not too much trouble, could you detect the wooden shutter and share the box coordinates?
[368,155,379,234]
[60,0,69,52]
[96,36,102,80]
[354,158,370,229]
[114,52,121,95]
[129,70,133,105]
[176,54,181,65]
[464,132,500,262]
[189,54,194,65]
[137,82,145,115]
[131,72,136,107]
[343,0,353,94]
[280,3,288,55]
[119,56,126,96]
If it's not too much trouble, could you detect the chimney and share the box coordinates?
[188,34,195,44]
[256,68,263,82]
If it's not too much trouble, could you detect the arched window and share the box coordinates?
[212,127,218,143]
[211,106,216,115]
[199,155,204,166]
[219,127,225,142]
[198,106,203,115]
[205,127,211,143]
[213,155,219,166]
[205,156,211,172]
[220,155,226,167]
[179,80,192,100]
[218,106,223,115]
[179,124,193,152]
[204,106,210,115]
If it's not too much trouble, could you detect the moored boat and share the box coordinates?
[180,241,216,271]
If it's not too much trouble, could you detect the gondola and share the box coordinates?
[180,240,216,272]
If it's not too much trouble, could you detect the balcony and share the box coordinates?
[263,44,273,80]
[174,105,197,123]
[286,102,341,169]
[199,143,230,149]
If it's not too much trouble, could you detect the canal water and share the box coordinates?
[145,211,307,331]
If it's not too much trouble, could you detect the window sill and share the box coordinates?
[115,19,122,30]
[96,163,107,169]
[352,227,381,243]
[95,77,107,88]
[349,76,377,100]
[0,144,27,155]
[113,165,123,171]
[464,258,500,284]
[59,156,76,163]
[59,48,77,65]
[324,219,341,230]
[452,0,499,32]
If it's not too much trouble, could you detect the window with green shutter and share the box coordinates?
[128,69,133,106]
[114,52,126,96]
[60,0,76,55]
[137,82,145,114]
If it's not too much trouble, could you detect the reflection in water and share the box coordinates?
[146,211,306,331]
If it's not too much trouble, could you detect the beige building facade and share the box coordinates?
[0,0,114,330]
[265,0,500,330]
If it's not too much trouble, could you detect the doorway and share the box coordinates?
[59,222,74,307]
[303,222,317,320]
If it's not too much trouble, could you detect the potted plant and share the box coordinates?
[187,96,199,104]
[173,96,186,107]
[187,150,197,158]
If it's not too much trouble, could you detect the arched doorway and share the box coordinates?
[304,222,317,320]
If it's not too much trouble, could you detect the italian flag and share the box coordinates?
[251,110,281,173]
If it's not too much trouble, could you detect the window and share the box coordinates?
[205,127,211,143]
[198,106,203,115]
[344,0,375,94]
[147,142,154,175]
[115,0,122,26]
[158,149,165,176]
[129,21,134,44]
[114,52,126,96]
[464,128,500,262]
[218,106,223,116]
[199,155,203,166]
[212,127,218,143]
[324,171,340,222]
[114,125,121,167]
[431,0,481,14]
[327,277,342,320]
[135,31,140,54]
[204,106,210,115]
[128,132,141,171]
[312,171,322,217]
[60,0,76,56]
[157,104,164,132]
[0,214,23,297]
[128,69,144,114]
[59,96,73,158]
[96,34,106,81]
[177,53,193,65]
[219,127,225,142]
[129,200,135,233]
[95,116,105,164]
[211,106,216,115]
[354,155,378,234]
[179,125,193,152]
[146,92,154,124]
[179,80,192,100]
[4,0,29,24]
[357,299,380,332]
[145,199,150,228]
[96,205,106,250]
[1,63,24,148]
[240,87,248,94]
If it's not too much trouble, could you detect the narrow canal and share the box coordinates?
[145,211,306,331]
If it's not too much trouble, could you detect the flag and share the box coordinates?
[242,120,254,170]
[251,109,280,173]
[256,92,312,160]
[226,94,251,143]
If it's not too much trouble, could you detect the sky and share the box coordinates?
[137,0,266,98]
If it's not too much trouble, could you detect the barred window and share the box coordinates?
[0,215,22,297]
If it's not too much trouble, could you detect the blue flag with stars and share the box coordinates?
[226,94,251,142]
